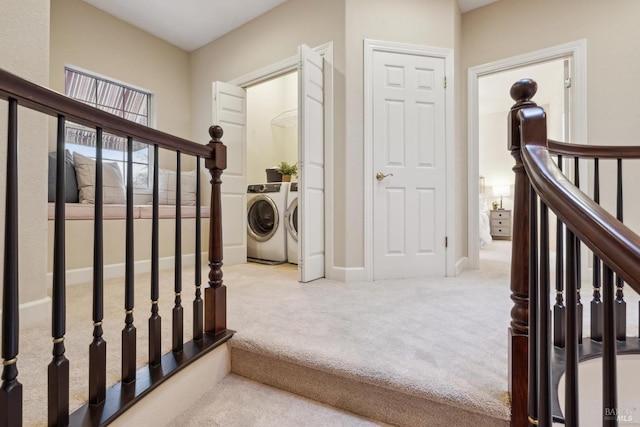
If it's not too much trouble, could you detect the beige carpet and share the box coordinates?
[167,374,391,427]
[10,240,640,426]
[223,258,513,426]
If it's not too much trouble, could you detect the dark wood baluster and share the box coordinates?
[193,157,203,341]
[528,187,539,426]
[554,155,565,348]
[538,201,552,426]
[602,264,617,427]
[149,144,161,367]
[49,115,70,425]
[1,98,22,427]
[573,157,583,344]
[615,158,626,341]
[122,136,136,384]
[89,128,107,405]
[591,158,603,341]
[205,126,227,335]
[564,228,579,426]
[173,152,184,352]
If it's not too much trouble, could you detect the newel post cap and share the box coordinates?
[206,125,227,170]
[508,78,538,151]
[510,78,538,105]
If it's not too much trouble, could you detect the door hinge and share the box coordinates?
[564,77,572,89]
[445,236,448,247]
[444,76,447,89]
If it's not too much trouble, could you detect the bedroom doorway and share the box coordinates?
[468,40,587,270]
[478,59,567,266]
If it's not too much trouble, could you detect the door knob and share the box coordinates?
[376,172,394,181]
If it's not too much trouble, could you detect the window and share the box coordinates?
[64,67,153,189]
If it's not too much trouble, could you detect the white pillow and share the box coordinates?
[73,152,126,204]
[157,169,197,206]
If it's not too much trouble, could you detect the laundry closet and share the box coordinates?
[245,71,299,266]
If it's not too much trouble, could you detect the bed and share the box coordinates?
[479,177,492,246]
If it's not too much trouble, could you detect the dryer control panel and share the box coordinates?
[247,183,283,193]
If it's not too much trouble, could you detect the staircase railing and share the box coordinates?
[508,79,640,427]
[0,68,232,426]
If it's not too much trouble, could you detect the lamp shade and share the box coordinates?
[492,185,511,197]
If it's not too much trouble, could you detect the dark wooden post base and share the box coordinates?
[509,331,529,427]
[0,366,22,427]
[48,342,69,426]
[205,285,227,335]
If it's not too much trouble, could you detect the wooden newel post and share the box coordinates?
[508,78,537,427]
[205,125,227,335]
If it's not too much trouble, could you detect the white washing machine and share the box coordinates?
[285,182,298,265]
[247,182,289,263]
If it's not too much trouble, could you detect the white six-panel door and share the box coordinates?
[212,81,247,265]
[298,44,325,282]
[372,51,446,279]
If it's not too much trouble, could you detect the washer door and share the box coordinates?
[247,195,279,242]
[285,198,298,242]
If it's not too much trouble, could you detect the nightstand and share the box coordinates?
[490,209,512,240]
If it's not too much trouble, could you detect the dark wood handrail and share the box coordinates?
[548,139,640,158]
[518,106,640,295]
[0,68,211,158]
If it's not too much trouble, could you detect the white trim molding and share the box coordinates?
[364,39,456,281]
[467,39,587,269]
[228,42,333,88]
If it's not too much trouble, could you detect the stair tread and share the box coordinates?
[165,374,390,427]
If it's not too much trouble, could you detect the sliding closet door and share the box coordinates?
[298,44,325,282]
[212,81,247,265]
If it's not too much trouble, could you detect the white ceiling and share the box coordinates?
[83,0,498,52]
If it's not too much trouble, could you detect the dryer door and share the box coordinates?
[285,198,298,242]
[247,196,279,242]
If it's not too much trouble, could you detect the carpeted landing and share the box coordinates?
[15,240,525,426]
[202,258,514,427]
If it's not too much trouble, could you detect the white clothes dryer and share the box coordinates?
[285,182,298,265]
[247,182,290,263]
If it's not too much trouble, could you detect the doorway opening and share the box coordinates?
[246,71,298,186]
[216,42,331,282]
[478,59,568,267]
[467,39,587,271]
[245,71,299,268]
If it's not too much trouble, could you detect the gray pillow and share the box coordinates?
[48,150,79,203]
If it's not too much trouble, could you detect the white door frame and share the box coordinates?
[467,39,587,269]
[364,39,456,280]
[227,42,335,278]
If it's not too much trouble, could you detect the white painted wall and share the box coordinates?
[0,0,51,324]
[246,72,298,185]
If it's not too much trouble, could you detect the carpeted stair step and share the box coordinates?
[165,373,388,426]
[230,342,509,427]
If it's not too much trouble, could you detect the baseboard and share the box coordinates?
[455,257,468,277]
[47,252,207,288]
[0,297,52,328]
[111,342,231,427]
[327,266,366,282]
